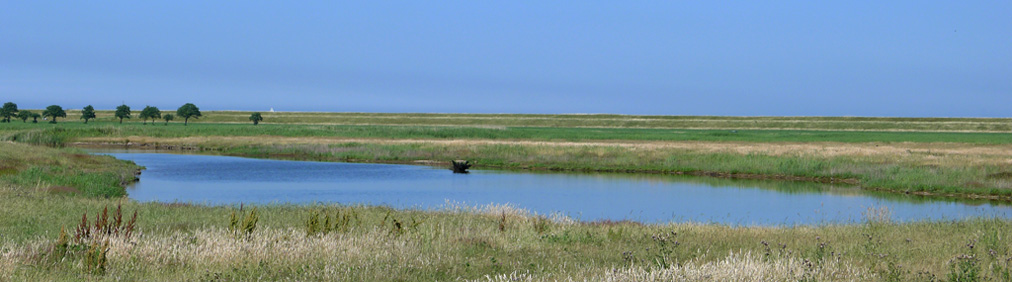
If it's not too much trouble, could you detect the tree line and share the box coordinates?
[2,102,266,125]
[0,102,207,125]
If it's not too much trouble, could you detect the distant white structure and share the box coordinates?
[270,107,275,112]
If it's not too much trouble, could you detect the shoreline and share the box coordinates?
[75,141,1012,203]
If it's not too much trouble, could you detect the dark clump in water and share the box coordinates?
[451,160,471,173]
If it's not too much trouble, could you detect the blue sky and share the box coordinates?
[2,1,1010,116]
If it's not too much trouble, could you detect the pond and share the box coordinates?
[94,150,1012,225]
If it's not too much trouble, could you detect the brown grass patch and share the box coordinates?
[586,219,644,227]
[0,166,16,176]
[457,237,497,250]
[64,153,102,165]
[965,181,988,188]
[44,186,79,194]
[79,136,1012,159]
[159,202,194,208]
[987,172,1012,179]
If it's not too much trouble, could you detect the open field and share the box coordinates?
[6,121,1012,144]
[23,109,1012,132]
[1,142,1011,280]
[4,113,1012,199]
[3,113,1012,280]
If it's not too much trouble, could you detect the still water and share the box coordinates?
[94,150,1012,225]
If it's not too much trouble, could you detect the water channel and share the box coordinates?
[93,149,1012,225]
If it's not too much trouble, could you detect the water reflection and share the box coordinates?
[557,172,1005,207]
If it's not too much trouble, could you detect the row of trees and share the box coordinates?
[2,102,67,123]
[114,103,202,125]
[0,102,203,125]
[2,102,266,125]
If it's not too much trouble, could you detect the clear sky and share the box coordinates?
[2,1,1010,116]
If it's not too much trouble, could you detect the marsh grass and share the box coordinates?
[0,142,139,198]
[4,195,1012,280]
[4,115,1012,280]
[228,207,259,240]
[4,113,1012,198]
[6,119,1009,197]
[1,158,1010,280]
[202,141,1012,198]
[74,205,137,243]
[22,204,140,277]
[0,128,71,147]
[4,119,1012,146]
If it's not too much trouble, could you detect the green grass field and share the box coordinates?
[5,113,1012,199]
[5,121,1012,144]
[18,109,1012,131]
[6,113,1012,199]
[1,143,1011,281]
[3,112,1012,280]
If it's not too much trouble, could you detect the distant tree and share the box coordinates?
[176,103,201,126]
[31,113,40,123]
[17,110,32,123]
[249,112,263,125]
[81,105,97,124]
[139,106,161,125]
[162,114,174,125]
[42,105,66,124]
[0,102,18,123]
[115,104,131,124]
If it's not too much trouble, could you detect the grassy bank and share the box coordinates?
[0,142,140,198]
[77,133,1012,200]
[0,143,1010,280]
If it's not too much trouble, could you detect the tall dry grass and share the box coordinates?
[473,251,875,282]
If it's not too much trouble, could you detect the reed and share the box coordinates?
[3,197,1011,280]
